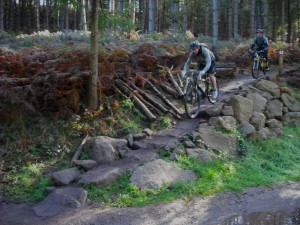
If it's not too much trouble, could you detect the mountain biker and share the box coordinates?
[249,29,269,70]
[181,40,218,99]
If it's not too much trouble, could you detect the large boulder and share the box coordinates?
[130,159,197,189]
[33,187,87,217]
[246,92,267,112]
[198,127,238,156]
[84,136,128,163]
[264,99,283,119]
[228,95,253,124]
[255,79,280,99]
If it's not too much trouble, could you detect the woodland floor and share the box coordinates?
[1,65,300,225]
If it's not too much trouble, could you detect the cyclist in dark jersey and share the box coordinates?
[181,40,218,99]
[249,29,270,70]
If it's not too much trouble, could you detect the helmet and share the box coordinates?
[256,29,263,33]
[189,40,200,50]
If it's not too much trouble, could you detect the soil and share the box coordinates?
[1,66,300,225]
[1,181,299,225]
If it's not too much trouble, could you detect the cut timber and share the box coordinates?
[130,83,169,114]
[215,62,236,68]
[70,135,90,166]
[145,79,182,116]
[167,70,184,97]
[114,79,156,122]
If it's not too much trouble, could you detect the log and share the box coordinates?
[145,79,182,116]
[159,81,180,98]
[176,73,184,88]
[167,70,184,97]
[114,79,156,122]
[216,67,236,77]
[70,135,90,166]
[130,83,169,114]
[215,62,236,68]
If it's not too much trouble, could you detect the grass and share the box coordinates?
[83,125,300,207]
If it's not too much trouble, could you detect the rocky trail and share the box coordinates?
[1,67,300,225]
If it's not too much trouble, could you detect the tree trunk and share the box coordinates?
[239,0,244,37]
[81,0,87,31]
[250,0,255,36]
[45,0,49,30]
[36,0,40,31]
[182,0,187,34]
[117,0,122,12]
[171,0,179,32]
[256,0,261,29]
[286,0,291,43]
[233,0,239,39]
[88,0,99,110]
[148,0,154,32]
[212,0,218,52]
[281,0,285,41]
[0,0,4,31]
[205,0,209,35]
[228,0,233,39]
[263,0,268,36]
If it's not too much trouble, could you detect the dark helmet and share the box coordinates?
[256,29,263,33]
[189,40,200,50]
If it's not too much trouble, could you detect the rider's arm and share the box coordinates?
[201,47,212,74]
[263,36,269,50]
[183,51,194,72]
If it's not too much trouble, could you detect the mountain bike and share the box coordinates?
[183,70,219,119]
[250,50,268,79]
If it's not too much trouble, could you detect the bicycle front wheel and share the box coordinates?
[184,80,201,119]
[251,61,261,79]
[206,77,219,104]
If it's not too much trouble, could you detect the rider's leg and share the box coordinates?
[263,49,269,70]
[209,73,217,90]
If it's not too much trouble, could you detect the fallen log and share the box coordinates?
[114,79,156,122]
[215,62,236,68]
[159,81,180,98]
[167,70,184,97]
[145,79,182,116]
[130,83,169,114]
[70,135,90,166]
[216,67,236,77]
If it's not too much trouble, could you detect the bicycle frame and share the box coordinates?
[253,52,267,70]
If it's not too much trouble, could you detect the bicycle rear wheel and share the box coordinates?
[184,80,201,119]
[206,78,219,104]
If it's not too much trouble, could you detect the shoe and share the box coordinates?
[265,67,270,71]
[210,89,218,99]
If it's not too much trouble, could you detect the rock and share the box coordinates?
[51,167,81,186]
[282,112,300,126]
[264,100,283,119]
[78,167,124,187]
[228,95,253,124]
[239,123,256,138]
[84,136,127,164]
[198,127,238,156]
[143,128,154,136]
[73,160,97,170]
[186,148,218,161]
[280,93,300,112]
[133,133,147,141]
[246,92,267,112]
[250,112,266,130]
[33,187,87,217]
[255,79,280,99]
[221,106,234,116]
[130,159,197,189]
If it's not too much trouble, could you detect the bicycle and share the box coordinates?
[183,70,219,119]
[250,50,268,79]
